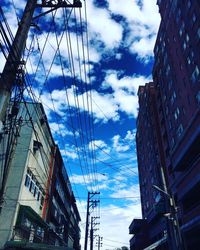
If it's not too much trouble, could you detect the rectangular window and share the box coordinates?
[34,187,38,198]
[37,191,41,201]
[174,107,180,120]
[196,91,200,105]
[179,22,185,37]
[30,181,35,194]
[192,13,196,24]
[198,28,200,39]
[187,57,191,65]
[25,174,31,188]
[166,65,170,76]
[177,124,184,138]
[191,66,200,83]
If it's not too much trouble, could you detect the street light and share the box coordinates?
[152,184,185,250]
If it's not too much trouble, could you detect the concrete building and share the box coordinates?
[130,0,200,249]
[0,102,81,250]
[45,146,81,250]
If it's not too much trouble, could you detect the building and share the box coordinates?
[0,102,81,250]
[130,0,200,249]
[45,146,81,250]
[129,83,169,250]
[153,0,200,248]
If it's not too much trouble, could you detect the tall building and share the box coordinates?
[130,0,200,249]
[129,83,169,250]
[0,102,81,250]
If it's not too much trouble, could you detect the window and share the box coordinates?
[173,36,176,42]
[34,186,39,198]
[186,34,190,43]
[187,0,191,9]
[174,107,180,120]
[179,22,185,37]
[198,28,200,39]
[171,137,175,148]
[191,66,200,83]
[24,169,44,203]
[25,174,31,188]
[177,124,183,138]
[168,80,173,90]
[33,140,43,153]
[183,42,186,50]
[171,91,177,105]
[166,65,170,76]
[192,13,196,24]
[30,181,35,194]
[196,91,200,105]
[187,57,191,65]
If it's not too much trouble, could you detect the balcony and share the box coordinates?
[129,218,146,234]
[130,233,149,250]
[172,111,200,171]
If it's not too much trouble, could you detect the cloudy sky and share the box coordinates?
[1,0,160,249]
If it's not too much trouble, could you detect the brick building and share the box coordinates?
[130,0,200,249]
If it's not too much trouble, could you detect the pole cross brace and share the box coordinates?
[36,0,82,8]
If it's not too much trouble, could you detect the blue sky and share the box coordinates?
[1,0,160,248]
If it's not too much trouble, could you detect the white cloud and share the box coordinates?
[78,193,142,250]
[99,202,142,250]
[110,184,141,201]
[125,129,136,141]
[89,140,108,151]
[130,35,157,62]
[86,1,123,48]
[113,135,130,153]
[103,71,152,117]
[38,87,120,123]
[49,122,74,137]
[60,149,78,160]
[108,0,160,61]
[70,173,108,185]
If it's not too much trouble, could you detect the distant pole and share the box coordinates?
[97,236,100,250]
[84,192,100,250]
[97,235,102,250]
[90,217,94,250]
[84,192,90,250]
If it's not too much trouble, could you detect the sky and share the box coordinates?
[1,0,160,249]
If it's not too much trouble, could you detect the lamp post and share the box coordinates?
[152,184,185,250]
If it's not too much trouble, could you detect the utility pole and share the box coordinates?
[90,217,100,250]
[0,0,37,123]
[90,217,94,250]
[153,166,185,250]
[0,0,82,208]
[84,192,100,250]
[96,236,103,250]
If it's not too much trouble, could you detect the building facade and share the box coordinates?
[129,83,169,250]
[0,102,81,250]
[130,0,200,249]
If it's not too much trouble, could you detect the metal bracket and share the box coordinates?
[33,0,82,20]
[36,0,82,8]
